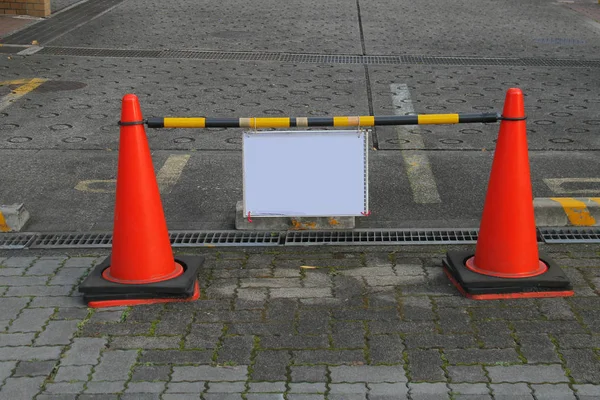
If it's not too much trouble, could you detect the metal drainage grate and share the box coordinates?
[31,232,113,249]
[0,233,36,249]
[285,229,479,245]
[539,227,600,244]
[33,47,600,68]
[27,230,283,249]
[169,231,282,247]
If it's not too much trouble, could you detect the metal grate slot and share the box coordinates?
[284,229,479,245]
[539,227,600,243]
[32,47,600,68]
[169,230,282,246]
[32,233,113,248]
[0,233,36,249]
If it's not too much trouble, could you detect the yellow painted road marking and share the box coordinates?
[74,179,116,193]
[156,154,191,194]
[0,79,34,86]
[390,83,441,204]
[75,155,190,194]
[544,178,600,194]
[550,197,596,226]
[0,78,47,112]
[0,211,10,232]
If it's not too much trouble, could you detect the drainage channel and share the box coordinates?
[1,228,598,250]
[31,47,600,68]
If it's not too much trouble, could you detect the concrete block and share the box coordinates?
[235,201,354,230]
[534,198,600,227]
[0,203,30,232]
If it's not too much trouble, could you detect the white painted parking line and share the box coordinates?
[390,83,441,204]
[156,154,191,194]
[544,178,600,195]
[75,154,190,194]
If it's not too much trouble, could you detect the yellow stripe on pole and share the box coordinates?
[550,197,596,226]
[418,114,459,125]
[164,118,206,128]
[359,116,375,126]
[249,118,290,128]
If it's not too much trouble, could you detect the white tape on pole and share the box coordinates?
[243,130,368,217]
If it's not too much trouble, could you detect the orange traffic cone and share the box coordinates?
[443,88,573,300]
[79,94,203,308]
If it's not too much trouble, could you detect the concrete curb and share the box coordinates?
[0,203,30,232]
[535,198,600,227]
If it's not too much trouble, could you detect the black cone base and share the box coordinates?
[443,250,573,299]
[79,255,203,303]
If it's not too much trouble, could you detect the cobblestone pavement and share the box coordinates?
[0,245,599,399]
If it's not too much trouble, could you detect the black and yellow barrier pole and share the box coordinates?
[146,112,500,129]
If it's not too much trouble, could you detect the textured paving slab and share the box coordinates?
[0,247,598,398]
[370,64,600,151]
[47,0,362,54]
[361,0,600,58]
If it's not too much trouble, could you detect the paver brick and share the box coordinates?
[207,381,246,392]
[288,382,326,393]
[292,350,364,365]
[531,383,576,399]
[270,288,332,298]
[139,349,213,364]
[0,346,62,361]
[330,366,407,383]
[369,321,436,335]
[121,394,161,400]
[7,285,74,296]
[248,381,286,392]
[247,395,285,400]
[517,333,560,363]
[444,349,520,364]
[54,365,93,381]
[290,366,327,382]
[0,298,30,321]
[63,257,99,268]
[1,332,35,346]
[404,334,477,349]
[331,322,364,348]
[162,395,200,400]
[447,365,487,383]
[45,382,86,394]
[185,332,221,350]
[0,361,17,382]
[574,384,600,399]
[62,338,107,365]
[369,334,405,364]
[110,336,181,349]
[49,267,88,286]
[2,257,37,268]
[125,382,166,393]
[26,257,65,275]
[486,364,568,383]
[131,365,171,381]
[37,395,79,400]
[165,381,206,392]
[35,320,79,345]
[53,308,89,320]
[448,383,489,395]
[369,382,409,396]
[329,383,368,394]
[561,349,600,383]
[85,381,126,393]
[260,335,329,350]
[29,296,85,308]
[1,276,48,286]
[217,335,254,364]
[251,350,290,381]
[0,376,45,399]
[490,382,533,399]
[8,308,54,333]
[557,334,600,349]
[407,349,445,382]
[204,394,243,400]
[228,322,294,336]
[172,365,248,381]
[92,350,138,381]
[13,360,56,377]
[81,322,153,337]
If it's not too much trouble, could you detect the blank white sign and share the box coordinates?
[243,130,368,217]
